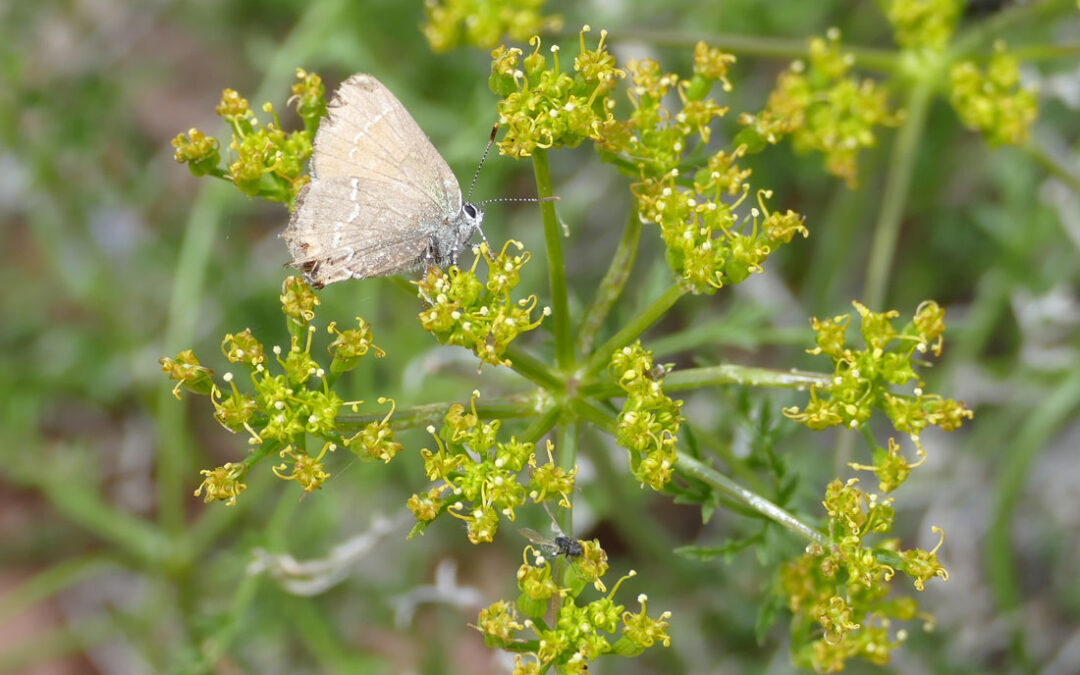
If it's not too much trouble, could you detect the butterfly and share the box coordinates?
[282,74,486,288]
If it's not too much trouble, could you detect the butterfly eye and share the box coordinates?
[463,203,478,219]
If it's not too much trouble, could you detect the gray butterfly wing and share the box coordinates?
[282,73,463,286]
[284,176,432,286]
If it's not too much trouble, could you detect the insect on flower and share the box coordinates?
[519,502,584,559]
[519,527,584,559]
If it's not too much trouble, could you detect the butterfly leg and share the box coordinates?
[474,224,491,254]
[424,238,439,271]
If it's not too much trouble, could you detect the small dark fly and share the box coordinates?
[519,501,584,560]
[519,527,584,559]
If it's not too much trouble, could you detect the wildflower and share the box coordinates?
[194,462,247,505]
[416,241,545,368]
[950,41,1038,146]
[159,349,214,399]
[423,0,563,53]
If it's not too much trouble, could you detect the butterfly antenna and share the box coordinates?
[465,124,499,203]
[475,195,560,206]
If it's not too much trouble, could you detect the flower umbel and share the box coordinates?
[172,69,326,205]
[738,30,900,186]
[779,478,945,673]
[785,300,973,456]
[609,342,684,490]
[949,41,1038,146]
[416,241,547,368]
[491,27,625,159]
[159,276,390,502]
[409,392,557,543]
[423,0,563,53]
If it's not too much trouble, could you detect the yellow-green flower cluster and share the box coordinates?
[779,477,947,673]
[884,0,962,51]
[477,548,671,673]
[489,27,625,159]
[636,175,808,294]
[784,300,973,453]
[171,69,325,205]
[616,44,735,177]
[193,462,247,506]
[163,276,397,504]
[609,342,683,490]
[423,0,562,53]
[738,31,900,186]
[415,241,548,368]
[160,349,215,400]
[607,45,807,293]
[407,393,573,544]
[949,42,1038,146]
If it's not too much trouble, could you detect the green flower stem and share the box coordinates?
[336,393,541,431]
[196,566,263,669]
[197,458,306,667]
[292,594,385,671]
[684,422,769,495]
[675,455,827,546]
[568,398,620,434]
[532,148,574,371]
[522,402,563,443]
[555,422,578,535]
[987,368,1080,617]
[1023,139,1080,199]
[504,344,564,390]
[582,283,688,377]
[608,28,900,74]
[1010,43,1080,62]
[576,212,643,355]
[863,80,933,311]
[572,399,825,545]
[578,364,832,399]
[0,555,117,625]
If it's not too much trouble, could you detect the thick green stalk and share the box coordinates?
[155,183,234,535]
[504,344,564,390]
[555,422,578,536]
[1023,139,1080,199]
[335,393,541,431]
[582,283,688,377]
[863,80,933,311]
[608,29,899,73]
[572,399,825,545]
[576,212,643,354]
[579,364,831,398]
[522,403,562,443]
[676,455,826,545]
[531,148,574,371]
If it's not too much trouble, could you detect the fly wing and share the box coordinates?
[283,176,429,287]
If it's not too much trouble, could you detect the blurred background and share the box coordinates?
[2,0,1080,673]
